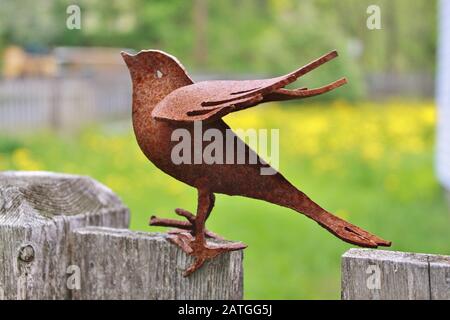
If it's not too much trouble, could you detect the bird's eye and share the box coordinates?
[156,70,163,78]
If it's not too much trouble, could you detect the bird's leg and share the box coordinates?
[179,188,214,276]
[159,188,246,277]
[191,190,215,244]
[181,189,246,276]
[149,189,246,276]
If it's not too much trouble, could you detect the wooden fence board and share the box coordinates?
[342,249,450,300]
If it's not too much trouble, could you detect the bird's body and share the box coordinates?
[123,49,391,276]
[138,116,300,207]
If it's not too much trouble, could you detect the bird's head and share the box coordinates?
[121,50,193,96]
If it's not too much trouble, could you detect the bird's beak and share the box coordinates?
[121,51,135,66]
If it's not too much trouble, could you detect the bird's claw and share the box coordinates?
[183,257,206,277]
[168,227,225,241]
[150,208,224,240]
[167,231,247,277]
[150,208,246,276]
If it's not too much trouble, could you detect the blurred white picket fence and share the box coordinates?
[0,70,437,135]
[0,75,132,133]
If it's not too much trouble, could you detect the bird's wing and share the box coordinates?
[152,50,346,123]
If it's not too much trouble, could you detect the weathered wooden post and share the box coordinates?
[341,249,450,300]
[71,228,243,299]
[0,171,243,300]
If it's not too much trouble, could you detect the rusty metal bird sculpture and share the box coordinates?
[122,49,391,276]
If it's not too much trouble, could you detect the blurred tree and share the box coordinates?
[193,0,208,67]
[0,0,438,100]
[0,0,59,50]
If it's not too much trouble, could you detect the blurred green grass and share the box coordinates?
[0,101,449,299]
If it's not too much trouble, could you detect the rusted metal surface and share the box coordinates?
[122,49,391,276]
[151,50,347,123]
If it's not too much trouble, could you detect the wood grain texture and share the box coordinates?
[0,171,244,300]
[0,171,130,300]
[342,249,450,300]
[428,254,450,300]
[70,227,243,300]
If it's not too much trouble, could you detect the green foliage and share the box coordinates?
[0,136,23,154]
[0,0,438,95]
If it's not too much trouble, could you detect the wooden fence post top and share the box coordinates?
[71,227,244,300]
[0,171,127,226]
[343,248,431,263]
[0,171,243,300]
[0,171,131,299]
[342,248,450,300]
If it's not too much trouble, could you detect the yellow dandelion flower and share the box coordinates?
[11,148,42,171]
[421,105,436,125]
[361,142,383,162]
